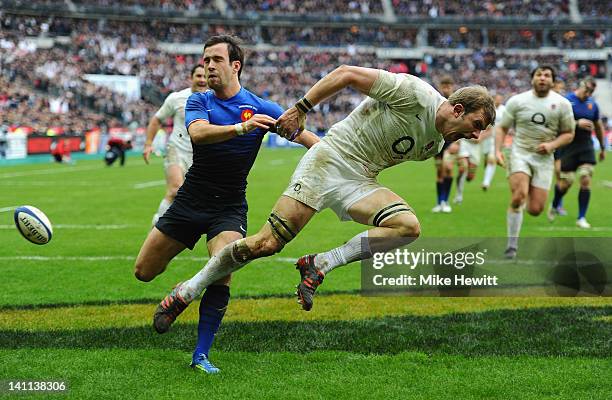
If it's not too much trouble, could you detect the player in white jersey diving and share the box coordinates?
[496,66,575,259]
[153,65,495,329]
[480,94,505,190]
[143,65,208,225]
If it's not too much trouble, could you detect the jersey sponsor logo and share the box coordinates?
[391,136,415,159]
[588,103,593,110]
[551,104,556,110]
[241,109,254,121]
[531,113,546,125]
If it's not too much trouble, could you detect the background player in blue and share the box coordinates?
[549,78,605,228]
[133,35,319,373]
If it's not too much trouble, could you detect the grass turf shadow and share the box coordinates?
[1,306,609,357]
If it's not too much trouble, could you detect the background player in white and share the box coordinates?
[452,135,480,204]
[143,65,207,225]
[431,75,456,213]
[153,65,495,328]
[480,94,505,190]
[496,66,575,259]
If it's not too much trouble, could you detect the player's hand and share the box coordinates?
[536,142,554,155]
[276,106,306,141]
[496,150,505,167]
[576,118,594,131]
[143,143,153,164]
[600,149,606,162]
[245,114,277,133]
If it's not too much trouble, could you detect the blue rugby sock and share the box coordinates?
[193,285,230,359]
[578,189,590,219]
[551,184,566,209]
[442,177,453,202]
[436,181,443,204]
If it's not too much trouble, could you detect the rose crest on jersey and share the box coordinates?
[241,109,254,121]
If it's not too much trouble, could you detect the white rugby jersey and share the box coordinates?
[495,104,506,126]
[155,87,194,153]
[323,70,446,175]
[500,89,574,153]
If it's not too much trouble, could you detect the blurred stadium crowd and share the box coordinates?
[0,0,610,136]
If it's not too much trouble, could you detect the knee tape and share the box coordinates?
[559,171,576,185]
[369,202,414,227]
[577,164,594,178]
[267,211,297,245]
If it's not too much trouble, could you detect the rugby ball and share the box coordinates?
[14,206,53,245]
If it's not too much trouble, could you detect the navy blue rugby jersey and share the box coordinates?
[184,88,283,201]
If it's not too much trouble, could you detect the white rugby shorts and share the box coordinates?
[282,142,384,221]
[164,143,193,175]
[507,146,554,189]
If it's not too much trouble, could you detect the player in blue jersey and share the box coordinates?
[134,35,319,374]
[548,78,605,228]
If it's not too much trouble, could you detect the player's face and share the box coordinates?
[531,69,554,96]
[576,84,594,101]
[202,43,240,90]
[447,106,487,141]
[190,67,207,92]
[494,94,503,107]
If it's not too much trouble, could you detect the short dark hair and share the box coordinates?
[191,64,204,76]
[530,65,556,82]
[203,35,245,79]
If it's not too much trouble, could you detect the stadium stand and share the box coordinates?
[0,4,609,137]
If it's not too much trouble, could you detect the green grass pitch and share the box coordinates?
[0,148,611,399]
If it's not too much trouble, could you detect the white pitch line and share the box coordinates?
[0,224,136,230]
[535,226,612,232]
[0,255,298,263]
[133,180,166,189]
[0,206,19,213]
[0,165,99,178]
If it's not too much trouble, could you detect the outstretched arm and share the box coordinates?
[293,129,320,149]
[189,114,277,145]
[276,66,380,138]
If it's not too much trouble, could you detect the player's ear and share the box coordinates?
[453,103,465,118]
[232,60,241,74]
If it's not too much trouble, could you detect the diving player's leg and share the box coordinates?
[172,195,316,301]
[295,188,419,311]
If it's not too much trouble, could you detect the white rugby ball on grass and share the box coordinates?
[14,205,53,245]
